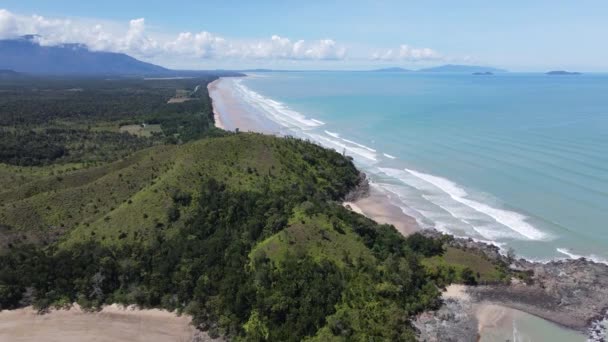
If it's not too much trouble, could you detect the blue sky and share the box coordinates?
[1,1,607,71]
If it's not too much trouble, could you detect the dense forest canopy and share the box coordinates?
[0,76,220,165]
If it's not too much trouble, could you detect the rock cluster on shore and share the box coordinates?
[343,172,370,202]
[417,229,608,339]
[414,297,479,342]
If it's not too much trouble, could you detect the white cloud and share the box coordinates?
[238,35,346,60]
[372,44,441,61]
[0,9,348,61]
[2,9,457,66]
[0,9,18,38]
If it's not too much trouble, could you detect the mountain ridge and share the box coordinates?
[0,36,169,76]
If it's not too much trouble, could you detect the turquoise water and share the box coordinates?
[226,72,608,262]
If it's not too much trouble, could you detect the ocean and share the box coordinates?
[218,71,608,263]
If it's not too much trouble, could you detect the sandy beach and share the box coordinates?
[0,304,218,342]
[207,78,281,134]
[344,185,419,236]
[207,79,225,130]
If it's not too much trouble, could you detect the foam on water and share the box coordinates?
[231,79,323,130]
[324,130,340,138]
[405,168,548,241]
[307,133,377,162]
[342,138,377,153]
[588,309,608,342]
[383,153,396,159]
[556,248,608,265]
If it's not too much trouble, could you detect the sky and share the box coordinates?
[1,1,607,71]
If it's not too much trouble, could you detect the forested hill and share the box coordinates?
[0,75,511,341]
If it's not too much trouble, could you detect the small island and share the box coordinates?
[472,71,493,75]
[546,70,582,75]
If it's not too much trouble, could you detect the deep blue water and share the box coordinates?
[227,71,608,262]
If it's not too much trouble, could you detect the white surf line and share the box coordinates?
[308,133,378,162]
[324,130,340,138]
[556,248,608,265]
[342,138,376,152]
[404,168,548,241]
[383,153,396,159]
[231,79,324,130]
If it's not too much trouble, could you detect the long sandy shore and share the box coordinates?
[207,78,281,134]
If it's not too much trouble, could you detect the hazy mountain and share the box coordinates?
[0,36,169,75]
[546,70,581,75]
[418,64,507,73]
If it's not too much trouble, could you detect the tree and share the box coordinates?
[461,267,478,285]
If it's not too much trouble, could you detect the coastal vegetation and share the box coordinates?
[0,75,509,341]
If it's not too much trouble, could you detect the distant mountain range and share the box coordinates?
[546,70,581,75]
[0,36,170,75]
[0,37,510,76]
[0,69,21,76]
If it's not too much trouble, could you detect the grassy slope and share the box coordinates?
[250,207,376,269]
[422,246,507,284]
[0,133,356,249]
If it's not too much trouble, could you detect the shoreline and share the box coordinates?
[208,76,608,339]
[419,229,608,339]
[208,79,225,130]
[0,303,219,342]
[344,184,419,236]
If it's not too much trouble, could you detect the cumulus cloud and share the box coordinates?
[2,9,455,65]
[0,9,348,61]
[0,9,18,38]
[372,44,441,61]
[238,35,346,60]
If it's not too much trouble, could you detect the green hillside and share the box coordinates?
[0,75,506,341]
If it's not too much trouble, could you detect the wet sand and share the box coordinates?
[344,185,419,236]
[0,304,217,342]
[476,303,587,342]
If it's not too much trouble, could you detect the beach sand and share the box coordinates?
[442,284,471,301]
[207,78,281,134]
[207,80,225,130]
[344,185,419,236]
[0,304,219,342]
[475,303,587,342]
